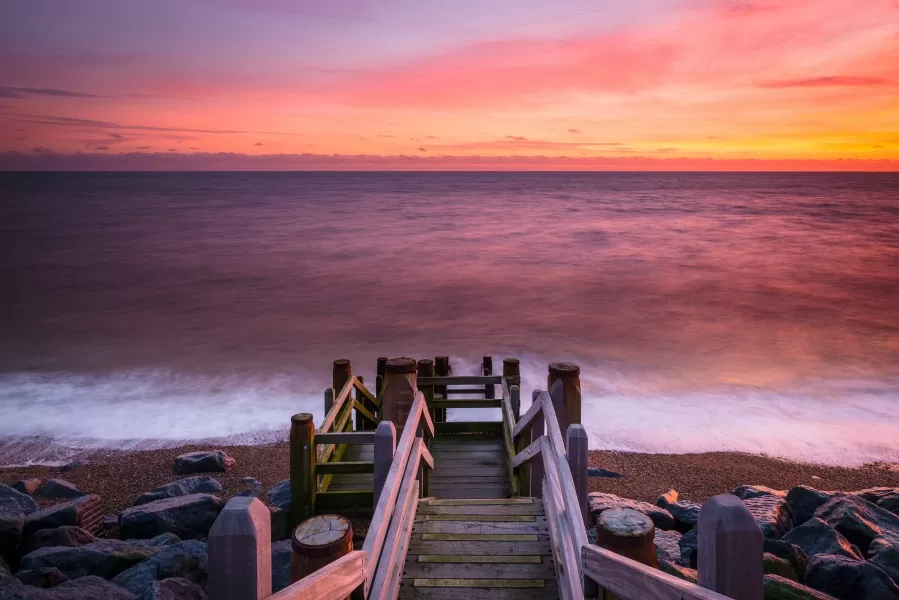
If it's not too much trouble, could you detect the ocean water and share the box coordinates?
[1,171,897,467]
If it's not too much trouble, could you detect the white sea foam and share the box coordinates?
[2,359,897,468]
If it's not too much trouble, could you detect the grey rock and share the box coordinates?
[587,492,675,530]
[854,488,899,505]
[667,501,701,533]
[241,477,262,492]
[119,494,223,540]
[20,540,155,579]
[783,518,863,560]
[879,494,899,516]
[732,485,787,500]
[0,486,38,516]
[765,552,799,581]
[19,526,97,556]
[59,461,88,473]
[868,534,899,586]
[143,577,207,600]
[13,568,68,589]
[654,529,683,564]
[0,513,23,558]
[266,480,290,511]
[112,540,207,597]
[173,451,234,475]
[744,495,794,539]
[815,496,899,554]
[587,468,622,479]
[0,575,137,600]
[36,480,85,500]
[586,527,596,545]
[272,539,292,593]
[805,553,899,600]
[128,533,183,548]
[787,486,846,526]
[22,495,103,537]
[0,557,8,576]
[135,477,223,506]
[656,489,678,508]
[763,574,839,600]
[659,559,698,583]
[680,526,698,568]
[765,538,809,582]
[10,481,41,497]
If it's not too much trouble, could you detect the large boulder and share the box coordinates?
[680,526,698,568]
[766,552,799,581]
[804,553,899,600]
[656,489,679,508]
[0,556,8,576]
[272,539,292,593]
[0,513,23,558]
[135,477,223,506]
[142,577,207,600]
[654,529,683,565]
[733,485,787,500]
[787,487,846,526]
[173,451,234,475]
[782,518,863,560]
[22,495,103,536]
[13,568,68,589]
[744,495,794,539]
[667,501,701,534]
[659,560,698,583]
[128,533,183,548]
[587,492,675,530]
[880,494,899,516]
[19,540,155,579]
[112,540,207,597]
[266,480,290,511]
[119,494,223,540]
[854,488,899,504]
[765,538,809,581]
[10,481,41,497]
[36,480,85,500]
[0,575,137,599]
[763,574,839,599]
[19,526,97,556]
[815,496,899,554]
[0,486,38,516]
[868,534,899,586]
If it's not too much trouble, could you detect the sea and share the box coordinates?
[1,171,897,467]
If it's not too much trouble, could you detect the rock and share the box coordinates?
[13,568,68,589]
[0,513,23,558]
[112,540,207,597]
[868,534,899,586]
[586,527,597,545]
[104,514,119,530]
[782,518,863,560]
[654,529,683,564]
[763,574,839,599]
[10,481,41,497]
[880,494,899,516]
[173,451,234,475]
[680,526,698,568]
[134,477,224,506]
[22,495,103,537]
[0,485,38,516]
[143,577,207,600]
[656,489,678,508]
[0,575,137,599]
[815,496,899,554]
[0,557,8,576]
[19,526,97,555]
[129,533,183,548]
[659,559,698,583]
[805,553,899,600]
[765,538,809,581]
[59,461,88,473]
[587,492,675,530]
[854,488,899,504]
[241,477,262,493]
[20,540,155,579]
[587,467,623,478]
[733,485,787,500]
[744,495,794,539]
[787,487,846,526]
[667,501,701,533]
[119,494,223,540]
[36,480,85,500]
[272,539,292,593]
[266,480,290,511]
[765,552,799,581]
[270,506,290,542]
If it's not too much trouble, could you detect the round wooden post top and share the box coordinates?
[549,361,580,377]
[333,358,350,367]
[386,357,417,373]
[598,509,653,537]
[503,358,520,367]
[291,413,314,425]
[417,358,434,369]
[292,514,353,558]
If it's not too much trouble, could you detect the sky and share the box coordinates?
[1,0,898,170]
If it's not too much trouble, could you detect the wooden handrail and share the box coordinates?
[417,375,503,386]
[269,551,366,600]
[320,377,357,433]
[315,431,375,445]
[512,394,544,440]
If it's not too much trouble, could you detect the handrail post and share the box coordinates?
[417,359,435,428]
[324,387,334,415]
[434,356,450,423]
[381,357,418,434]
[333,359,357,432]
[373,421,397,508]
[566,424,589,523]
[483,356,494,399]
[290,413,316,529]
[698,494,764,600]
[530,390,545,498]
[208,496,272,600]
[503,358,521,419]
[548,362,581,447]
[376,356,387,398]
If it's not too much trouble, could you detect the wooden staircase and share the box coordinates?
[400,497,558,599]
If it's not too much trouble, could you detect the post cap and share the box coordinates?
[386,357,417,373]
[291,413,314,425]
[549,362,580,377]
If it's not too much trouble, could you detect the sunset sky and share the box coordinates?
[1,0,898,170]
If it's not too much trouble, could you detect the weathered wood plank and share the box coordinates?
[436,421,503,435]
[398,586,558,600]
[444,387,492,395]
[418,503,543,516]
[269,550,364,600]
[420,533,539,542]
[429,476,510,484]
[319,377,357,433]
[538,391,567,459]
[369,457,420,600]
[412,578,545,588]
[583,544,732,600]
[427,488,510,499]
[418,375,503,386]
[403,561,555,579]
[422,514,536,522]
[416,520,547,535]
[416,555,543,564]
[315,460,374,475]
[698,494,764,600]
[512,394,543,440]
[427,498,534,506]
[353,400,377,426]
[353,378,379,407]
[426,466,507,478]
[430,442,504,452]
[433,399,502,409]
[315,490,373,509]
[511,434,544,468]
[543,477,578,600]
[315,431,375,445]
[407,539,551,556]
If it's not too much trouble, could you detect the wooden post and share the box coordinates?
[376,357,387,397]
[355,375,373,428]
[333,359,358,432]
[373,421,396,508]
[567,424,589,523]
[548,362,581,445]
[509,377,521,423]
[698,494,764,600]
[417,358,435,417]
[530,390,545,498]
[503,358,521,410]
[483,356,494,399]
[435,356,450,423]
[595,508,658,568]
[324,387,334,415]
[208,496,272,600]
[291,514,354,600]
[290,413,316,529]
[380,357,418,435]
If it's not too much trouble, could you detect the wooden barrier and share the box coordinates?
[372,421,396,508]
[208,496,272,600]
[698,495,764,600]
[483,355,494,398]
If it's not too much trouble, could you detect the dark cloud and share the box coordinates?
[656,147,678,153]
[760,76,886,88]
[506,135,528,141]
[418,147,427,152]
[568,129,581,134]
[0,85,101,99]
[424,135,438,140]
[30,147,52,153]
[255,142,263,146]
[378,134,395,138]
[7,112,298,135]
[136,146,152,150]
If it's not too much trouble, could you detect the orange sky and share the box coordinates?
[1,0,898,169]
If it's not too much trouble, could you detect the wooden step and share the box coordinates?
[399,587,559,600]
[421,514,536,523]
[408,538,551,556]
[405,561,555,579]
[426,498,534,506]
[412,579,546,588]
[415,519,547,535]
[419,533,540,542]
[416,555,543,564]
